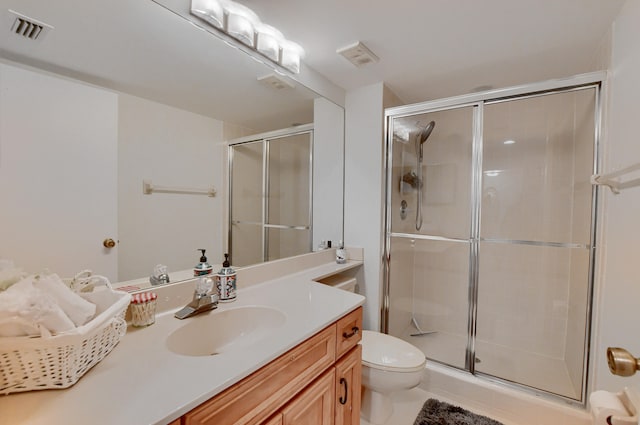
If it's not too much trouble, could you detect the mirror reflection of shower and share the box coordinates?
[415,121,435,230]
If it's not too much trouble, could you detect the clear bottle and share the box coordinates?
[336,240,347,264]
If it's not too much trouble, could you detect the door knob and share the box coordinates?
[103,238,116,249]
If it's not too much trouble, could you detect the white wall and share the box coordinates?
[345,83,385,330]
[344,83,402,330]
[118,94,224,280]
[0,62,119,280]
[592,0,640,392]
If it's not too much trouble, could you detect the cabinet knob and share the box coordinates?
[103,238,116,249]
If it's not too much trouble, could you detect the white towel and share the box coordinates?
[0,258,26,291]
[33,274,96,326]
[0,277,76,337]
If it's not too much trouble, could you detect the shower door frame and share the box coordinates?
[228,124,314,264]
[382,71,605,405]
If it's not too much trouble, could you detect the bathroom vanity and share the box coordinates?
[182,307,362,425]
[0,249,364,425]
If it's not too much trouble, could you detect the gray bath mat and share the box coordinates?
[413,399,504,425]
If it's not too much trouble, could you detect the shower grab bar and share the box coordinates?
[142,179,216,197]
[591,163,640,194]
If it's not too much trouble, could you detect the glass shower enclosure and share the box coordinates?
[229,127,313,267]
[383,73,603,403]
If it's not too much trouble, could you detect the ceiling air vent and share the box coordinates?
[337,41,379,68]
[8,9,53,41]
[257,74,295,90]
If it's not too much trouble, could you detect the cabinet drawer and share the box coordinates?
[335,307,362,359]
[183,324,336,425]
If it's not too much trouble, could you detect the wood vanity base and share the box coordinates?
[180,306,363,425]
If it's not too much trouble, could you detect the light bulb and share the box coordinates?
[224,1,259,47]
[280,40,304,74]
[255,23,283,62]
[190,0,224,29]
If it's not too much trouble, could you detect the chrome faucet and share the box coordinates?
[150,273,170,286]
[150,264,170,286]
[174,277,218,319]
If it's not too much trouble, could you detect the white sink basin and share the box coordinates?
[166,306,287,357]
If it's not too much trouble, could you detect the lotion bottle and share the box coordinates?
[193,249,213,276]
[215,253,237,302]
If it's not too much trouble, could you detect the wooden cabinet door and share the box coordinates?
[335,345,362,425]
[282,368,335,425]
[262,414,283,425]
[183,325,336,425]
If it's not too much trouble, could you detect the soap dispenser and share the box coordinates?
[194,249,213,276]
[215,253,236,302]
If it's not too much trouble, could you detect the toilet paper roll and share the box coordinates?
[590,390,631,425]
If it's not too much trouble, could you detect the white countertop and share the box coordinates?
[0,261,365,425]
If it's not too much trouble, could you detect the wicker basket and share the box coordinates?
[0,280,131,395]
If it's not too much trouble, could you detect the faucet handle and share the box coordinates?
[195,276,214,296]
[210,290,219,304]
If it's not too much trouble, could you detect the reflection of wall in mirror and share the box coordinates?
[312,98,344,249]
[0,61,231,282]
[0,62,118,280]
[118,93,225,281]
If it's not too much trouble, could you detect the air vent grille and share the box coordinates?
[257,74,295,90]
[336,41,379,68]
[8,10,53,41]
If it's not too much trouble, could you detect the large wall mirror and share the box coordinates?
[0,0,344,288]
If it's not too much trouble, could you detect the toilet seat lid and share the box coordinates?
[360,330,426,372]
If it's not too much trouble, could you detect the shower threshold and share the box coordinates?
[397,327,580,400]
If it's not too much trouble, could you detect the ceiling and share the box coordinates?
[0,0,318,132]
[242,0,626,103]
[0,0,627,123]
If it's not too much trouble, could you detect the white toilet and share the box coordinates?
[360,330,426,424]
[328,277,426,425]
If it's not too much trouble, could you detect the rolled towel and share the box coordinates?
[33,274,96,327]
[0,277,75,336]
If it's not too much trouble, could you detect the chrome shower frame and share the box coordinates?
[382,71,606,406]
[228,124,314,264]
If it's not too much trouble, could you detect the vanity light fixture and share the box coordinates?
[503,139,516,145]
[190,0,304,73]
[255,23,283,62]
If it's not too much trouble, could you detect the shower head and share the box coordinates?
[419,121,436,144]
[416,120,435,161]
